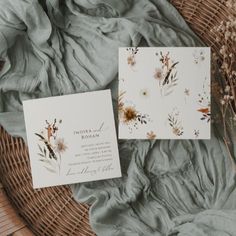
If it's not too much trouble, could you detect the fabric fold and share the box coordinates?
[0,0,236,236]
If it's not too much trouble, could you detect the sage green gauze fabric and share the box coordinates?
[1,0,236,236]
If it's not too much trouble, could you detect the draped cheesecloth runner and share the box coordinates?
[1,0,236,235]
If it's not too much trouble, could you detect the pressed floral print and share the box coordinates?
[35,119,67,175]
[197,77,211,122]
[184,88,190,103]
[168,108,184,136]
[184,88,190,96]
[193,49,206,64]
[118,90,126,115]
[147,131,156,139]
[139,88,150,98]
[154,51,179,96]
[126,47,139,67]
[118,47,210,139]
[194,129,200,138]
[118,91,151,133]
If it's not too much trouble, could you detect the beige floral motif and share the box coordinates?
[172,127,182,136]
[184,88,190,104]
[168,109,184,136]
[122,106,138,124]
[127,56,135,66]
[154,51,179,96]
[154,68,163,80]
[184,88,190,96]
[118,91,126,114]
[35,119,66,175]
[193,50,205,64]
[140,88,149,98]
[118,91,150,133]
[126,47,139,67]
[147,131,156,140]
[197,77,211,122]
[194,129,200,138]
[55,138,67,153]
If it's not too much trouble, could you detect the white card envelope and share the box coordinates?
[119,47,211,139]
[23,90,121,188]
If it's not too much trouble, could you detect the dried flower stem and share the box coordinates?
[211,0,236,168]
[224,137,236,172]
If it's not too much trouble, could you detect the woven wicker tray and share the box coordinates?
[0,1,232,235]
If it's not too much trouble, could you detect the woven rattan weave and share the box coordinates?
[0,1,232,235]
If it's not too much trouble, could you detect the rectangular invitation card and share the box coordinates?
[118,47,211,139]
[23,90,121,188]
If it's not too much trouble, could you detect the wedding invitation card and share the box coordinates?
[118,47,211,139]
[23,90,121,188]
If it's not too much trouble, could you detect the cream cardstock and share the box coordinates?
[23,90,121,188]
[118,47,211,139]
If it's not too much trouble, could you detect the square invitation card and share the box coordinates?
[119,47,211,139]
[23,90,121,188]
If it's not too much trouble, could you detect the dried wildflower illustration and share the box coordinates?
[194,129,200,138]
[168,109,184,136]
[154,51,179,96]
[147,131,156,140]
[140,88,150,98]
[184,88,190,103]
[55,138,67,153]
[197,77,211,122]
[122,106,138,124]
[154,68,163,80]
[184,88,190,96]
[118,91,126,115]
[193,49,206,64]
[126,47,139,67]
[35,119,67,175]
[118,92,150,133]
